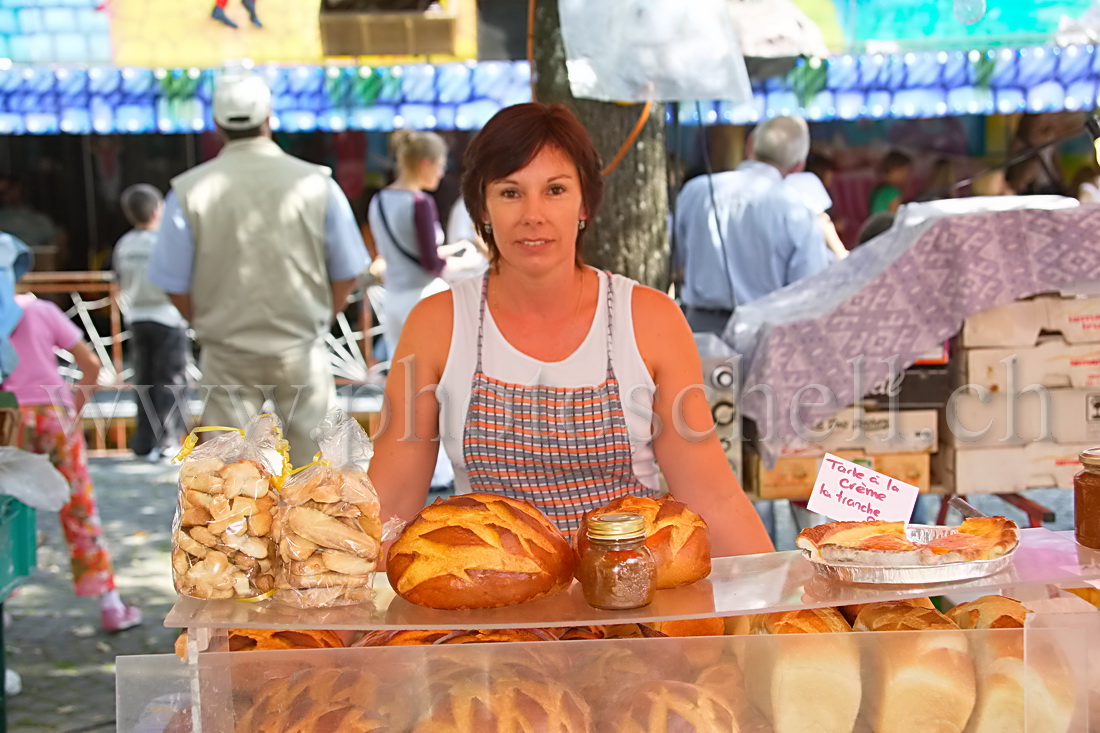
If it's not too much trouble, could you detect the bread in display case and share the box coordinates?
[120,607,1097,732]
[121,528,1100,732]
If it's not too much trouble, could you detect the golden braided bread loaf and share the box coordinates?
[387,493,575,609]
[235,667,389,733]
[574,495,710,589]
[607,681,737,732]
[412,675,593,732]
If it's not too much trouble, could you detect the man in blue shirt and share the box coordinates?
[675,116,830,334]
[148,74,367,466]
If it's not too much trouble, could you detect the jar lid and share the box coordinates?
[1080,448,1100,468]
[587,513,646,540]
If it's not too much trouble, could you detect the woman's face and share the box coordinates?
[483,145,586,273]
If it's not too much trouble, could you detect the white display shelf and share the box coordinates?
[164,528,1100,631]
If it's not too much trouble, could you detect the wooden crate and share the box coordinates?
[320,9,458,57]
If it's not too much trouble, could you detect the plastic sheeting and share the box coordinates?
[724,196,1092,468]
[0,446,69,511]
[557,0,752,104]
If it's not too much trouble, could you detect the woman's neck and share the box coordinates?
[492,263,587,319]
[390,173,422,193]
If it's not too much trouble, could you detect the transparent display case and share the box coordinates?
[119,528,1100,732]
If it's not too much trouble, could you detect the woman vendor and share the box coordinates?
[368,102,773,557]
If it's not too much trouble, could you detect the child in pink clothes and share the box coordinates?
[2,293,141,632]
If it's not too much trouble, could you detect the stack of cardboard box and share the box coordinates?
[746,407,938,500]
[933,294,1100,493]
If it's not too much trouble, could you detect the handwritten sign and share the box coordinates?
[806,453,919,522]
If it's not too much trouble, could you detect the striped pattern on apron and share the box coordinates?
[462,271,658,534]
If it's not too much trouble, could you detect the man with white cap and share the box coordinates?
[148,74,368,466]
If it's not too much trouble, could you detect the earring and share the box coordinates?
[484,223,492,233]
[578,220,587,230]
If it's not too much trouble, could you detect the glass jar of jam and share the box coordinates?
[577,513,656,610]
[1075,448,1100,550]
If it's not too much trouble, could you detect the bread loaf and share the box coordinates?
[547,626,606,641]
[607,681,737,732]
[574,495,710,589]
[733,608,861,733]
[434,628,557,644]
[694,662,773,733]
[853,600,976,733]
[839,597,935,626]
[226,628,344,652]
[573,644,683,707]
[411,676,592,732]
[352,629,453,647]
[387,493,575,610]
[235,667,391,733]
[646,617,726,668]
[946,595,1074,733]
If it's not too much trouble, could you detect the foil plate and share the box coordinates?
[804,524,1019,585]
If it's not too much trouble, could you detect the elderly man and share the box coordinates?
[148,74,367,466]
[675,116,830,334]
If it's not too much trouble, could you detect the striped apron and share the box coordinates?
[462,272,659,534]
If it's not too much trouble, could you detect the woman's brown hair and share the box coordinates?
[460,102,603,266]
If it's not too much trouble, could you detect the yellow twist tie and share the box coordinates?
[261,414,293,492]
[236,589,277,603]
[174,426,245,462]
[288,451,332,477]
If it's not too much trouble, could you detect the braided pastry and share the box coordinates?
[387,493,575,609]
[574,495,710,589]
[607,681,736,732]
[411,675,592,732]
[235,667,390,733]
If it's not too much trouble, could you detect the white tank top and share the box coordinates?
[438,269,659,495]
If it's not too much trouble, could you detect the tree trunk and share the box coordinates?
[531,0,669,291]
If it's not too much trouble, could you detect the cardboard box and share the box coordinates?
[940,388,1100,448]
[748,449,931,500]
[862,366,953,411]
[779,408,938,456]
[932,441,1090,494]
[961,294,1100,348]
[959,338,1100,392]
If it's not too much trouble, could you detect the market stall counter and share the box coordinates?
[118,527,1100,732]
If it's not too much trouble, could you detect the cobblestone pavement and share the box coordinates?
[5,457,180,733]
[1,455,1077,731]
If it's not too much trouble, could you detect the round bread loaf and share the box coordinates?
[387,493,575,609]
[607,681,736,732]
[235,667,391,733]
[412,676,592,733]
[573,495,710,589]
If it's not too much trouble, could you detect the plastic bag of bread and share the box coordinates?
[274,409,381,607]
[172,414,288,600]
[574,495,710,589]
